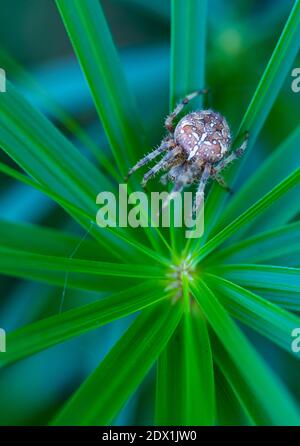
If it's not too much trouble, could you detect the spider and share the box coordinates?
[126,89,249,212]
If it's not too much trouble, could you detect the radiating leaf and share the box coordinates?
[214,364,253,426]
[55,0,146,174]
[206,221,300,266]
[0,161,169,266]
[0,48,118,179]
[192,0,300,243]
[213,125,300,238]
[191,280,300,425]
[0,83,110,206]
[192,167,300,263]
[52,299,182,426]
[170,0,207,109]
[209,264,300,310]
[0,82,134,261]
[155,304,215,425]
[0,246,166,290]
[169,0,207,254]
[0,281,167,368]
[205,274,300,353]
[56,0,183,255]
[0,220,104,261]
[211,334,264,425]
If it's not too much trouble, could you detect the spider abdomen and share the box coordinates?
[174,110,231,164]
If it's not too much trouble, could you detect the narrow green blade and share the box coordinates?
[0,82,138,261]
[210,264,300,310]
[211,334,265,425]
[212,264,300,295]
[206,221,300,266]
[52,299,182,426]
[214,364,253,426]
[55,0,177,255]
[55,0,146,174]
[155,306,215,425]
[0,162,169,266]
[205,274,300,354]
[0,220,104,261]
[0,48,118,179]
[195,0,300,240]
[0,82,109,207]
[170,0,207,253]
[192,167,300,263]
[170,0,207,109]
[0,282,166,368]
[213,125,300,238]
[0,246,166,289]
[191,280,300,425]
[237,0,300,148]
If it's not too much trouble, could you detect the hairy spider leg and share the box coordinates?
[193,163,211,213]
[161,165,193,212]
[213,174,233,194]
[160,172,169,185]
[165,88,209,133]
[125,140,170,180]
[141,147,181,188]
[213,131,249,173]
[160,163,185,185]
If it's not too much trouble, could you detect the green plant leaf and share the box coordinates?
[192,167,300,263]
[0,82,110,207]
[0,246,166,288]
[0,48,118,179]
[169,0,207,254]
[155,305,215,426]
[0,51,170,258]
[55,0,146,174]
[55,0,183,256]
[0,281,167,368]
[194,0,300,241]
[211,334,267,425]
[0,161,170,266]
[170,0,207,109]
[191,280,300,425]
[0,220,105,261]
[205,274,300,354]
[205,221,300,266]
[0,82,133,261]
[236,0,300,148]
[51,299,182,426]
[209,264,300,310]
[214,364,253,426]
[213,125,300,238]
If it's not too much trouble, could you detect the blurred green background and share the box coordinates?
[0,0,299,425]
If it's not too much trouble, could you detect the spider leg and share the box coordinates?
[213,131,249,173]
[141,147,181,188]
[213,173,233,194]
[125,140,170,180]
[161,166,191,212]
[193,163,211,213]
[167,163,185,182]
[160,172,169,186]
[165,89,209,134]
